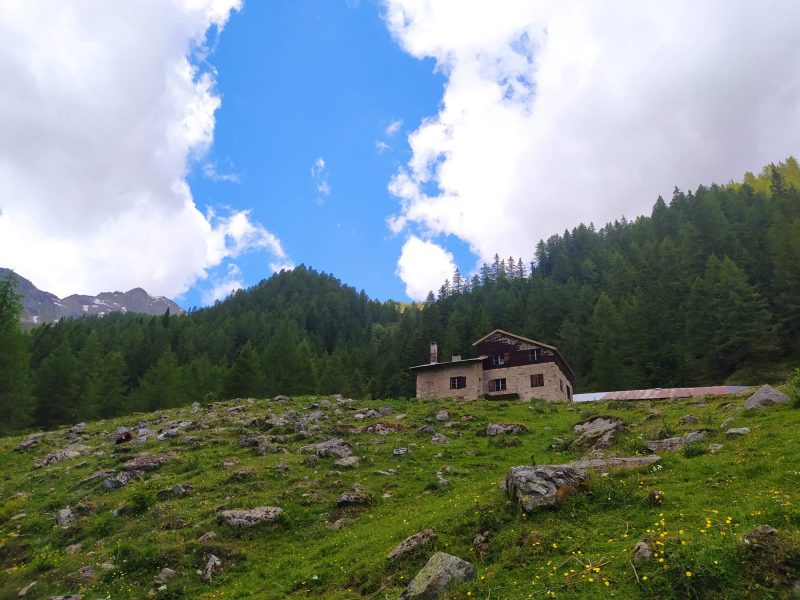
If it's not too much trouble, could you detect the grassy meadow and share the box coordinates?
[1,390,799,599]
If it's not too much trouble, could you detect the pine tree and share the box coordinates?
[0,274,34,433]
[225,341,263,398]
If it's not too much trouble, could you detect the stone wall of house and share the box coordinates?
[415,362,484,400]
[483,362,572,402]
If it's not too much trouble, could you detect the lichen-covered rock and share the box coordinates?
[121,453,172,471]
[726,427,751,436]
[155,567,178,584]
[299,438,353,458]
[218,506,283,527]
[570,416,624,450]
[744,385,789,410]
[366,423,399,435]
[484,423,529,436]
[387,529,436,560]
[435,410,449,422]
[400,552,476,599]
[55,507,74,528]
[633,540,653,562]
[334,456,360,469]
[569,456,661,471]
[504,465,588,512]
[336,488,372,507]
[202,554,222,582]
[646,430,710,452]
[430,433,449,444]
[15,433,45,452]
[34,446,87,468]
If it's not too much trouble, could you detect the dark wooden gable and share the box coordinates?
[473,330,575,384]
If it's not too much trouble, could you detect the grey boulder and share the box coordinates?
[218,506,283,527]
[400,552,476,599]
[504,465,587,512]
[744,385,789,410]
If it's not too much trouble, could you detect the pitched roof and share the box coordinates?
[471,328,558,351]
[471,329,576,381]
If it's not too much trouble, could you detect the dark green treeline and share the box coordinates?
[1,158,799,433]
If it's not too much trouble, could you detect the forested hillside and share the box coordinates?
[1,158,799,433]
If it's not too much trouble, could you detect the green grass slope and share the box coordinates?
[1,392,799,599]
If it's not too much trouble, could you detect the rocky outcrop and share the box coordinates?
[570,416,624,450]
[400,552,476,599]
[504,465,588,512]
[33,445,88,468]
[744,385,789,410]
[218,506,283,527]
[387,529,436,560]
[646,430,710,452]
[568,456,661,471]
[202,554,222,582]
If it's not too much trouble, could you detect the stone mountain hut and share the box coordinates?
[410,329,576,402]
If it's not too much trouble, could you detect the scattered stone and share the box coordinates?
[157,428,180,441]
[65,544,82,555]
[49,595,82,600]
[17,581,37,597]
[393,447,411,456]
[34,447,86,468]
[274,463,289,473]
[400,552,476,600]
[378,406,393,416]
[430,433,449,444]
[218,506,283,527]
[104,471,135,490]
[79,469,117,485]
[437,479,450,488]
[679,414,699,425]
[472,531,490,554]
[504,465,588,512]
[743,524,779,552]
[56,507,75,528]
[227,405,245,413]
[720,416,736,430]
[645,430,710,453]
[257,443,288,456]
[121,453,172,471]
[336,488,372,507]
[633,540,653,562]
[709,443,723,453]
[299,438,353,458]
[307,410,328,423]
[198,531,217,543]
[484,423,529,437]
[335,456,360,469]
[643,411,662,421]
[273,395,291,402]
[71,422,86,434]
[727,427,751,436]
[366,423,399,435]
[369,438,388,445]
[202,554,223,582]
[387,528,436,560]
[15,433,45,452]
[157,484,192,500]
[155,568,178,584]
[435,410,449,422]
[744,385,789,410]
[417,425,435,435]
[570,416,624,450]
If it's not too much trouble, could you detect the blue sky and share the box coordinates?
[185,0,446,307]
[1,1,798,307]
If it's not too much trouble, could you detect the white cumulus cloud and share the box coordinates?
[0,0,288,298]
[383,0,800,291]
[396,235,456,300]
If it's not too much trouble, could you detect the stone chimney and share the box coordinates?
[430,341,438,364]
